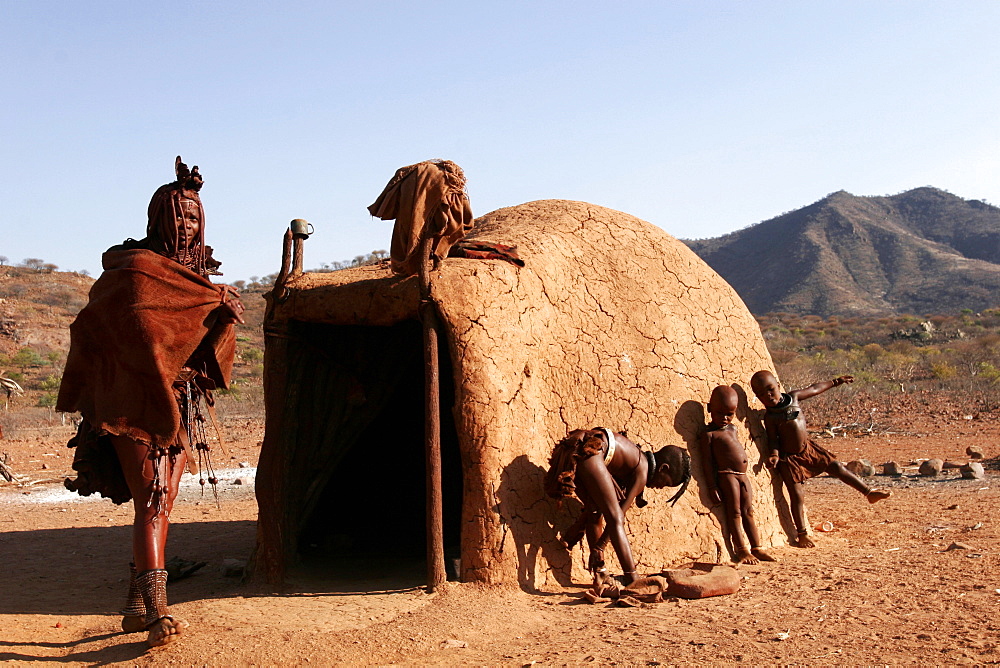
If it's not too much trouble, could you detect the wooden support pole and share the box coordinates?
[419,238,446,592]
[292,237,304,275]
[272,228,294,303]
[290,216,311,277]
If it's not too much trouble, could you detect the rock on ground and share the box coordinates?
[846,459,875,477]
[961,462,985,480]
[919,458,944,476]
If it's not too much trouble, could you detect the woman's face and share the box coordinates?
[175,198,202,249]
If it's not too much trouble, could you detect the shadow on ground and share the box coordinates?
[0,519,438,619]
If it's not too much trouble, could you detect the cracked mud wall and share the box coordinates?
[429,200,781,587]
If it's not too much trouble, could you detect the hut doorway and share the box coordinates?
[291,319,463,579]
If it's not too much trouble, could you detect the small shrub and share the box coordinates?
[931,362,957,379]
[12,348,44,368]
[39,375,61,391]
[978,362,1000,384]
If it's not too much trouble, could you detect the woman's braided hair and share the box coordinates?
[656,445,692,506]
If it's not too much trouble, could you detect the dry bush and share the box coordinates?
[215,383,264,418]
[0,406,71,438]
[35,287,87,313]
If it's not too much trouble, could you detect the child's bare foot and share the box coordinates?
[866,489,891,504]
[751,547,777,562]
[795,533,815,548]
[121,614,146,633]
[734,549,759,565]
[146,616,188,647]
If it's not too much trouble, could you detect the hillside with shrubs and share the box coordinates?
[3,254,999,433]
[759,308,1000,430]
[0,262,268,414]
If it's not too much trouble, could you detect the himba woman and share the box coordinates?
[57,157,244,647]
[545,428,691,585]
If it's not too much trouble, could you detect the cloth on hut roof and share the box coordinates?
[448,240,525,267]
[57,248,236,449]
[367,160,474,276]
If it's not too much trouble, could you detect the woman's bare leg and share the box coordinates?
[578,458,637,583]
[111,436,188,646]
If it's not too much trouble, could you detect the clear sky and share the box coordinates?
[3,1,998,282]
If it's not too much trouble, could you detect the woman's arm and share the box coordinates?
[217,285,245,324]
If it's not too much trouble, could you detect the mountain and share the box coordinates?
[684,187,1000,316]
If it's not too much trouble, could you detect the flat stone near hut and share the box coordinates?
[961,462,985,480]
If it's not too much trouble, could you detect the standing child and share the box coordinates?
[701,386,776,564]
[750,371,890,548]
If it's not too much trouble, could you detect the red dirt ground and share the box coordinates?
[1,411,998,665]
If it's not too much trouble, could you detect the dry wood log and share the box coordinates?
[1,452,18,483]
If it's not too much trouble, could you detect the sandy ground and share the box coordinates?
[2,413,999,666]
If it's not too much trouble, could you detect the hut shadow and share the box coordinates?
[498,455,576,592]
[734,382,796,543]
[281,556,428,595]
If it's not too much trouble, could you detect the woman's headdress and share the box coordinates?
[146,156,207,275]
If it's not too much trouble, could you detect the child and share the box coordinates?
[750,371,890,548]
[701,385,775,564]
[545,428,691,585]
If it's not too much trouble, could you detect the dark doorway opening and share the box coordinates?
[293,319,463,580]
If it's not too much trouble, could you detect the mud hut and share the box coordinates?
[251,199,784,588]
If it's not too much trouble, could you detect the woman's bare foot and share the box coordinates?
[751,547,777,562]
[795,534,816,548]
[121,615,146,633]
[867,489,891,504]
[734,549,759,565]
[146,616,189,647]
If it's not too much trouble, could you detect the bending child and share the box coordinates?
[750,371,891,548]
[700,386,775,564]
[545,428,691,585]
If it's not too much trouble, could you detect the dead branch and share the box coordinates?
[812,408,912,438]
[1,452,17,483]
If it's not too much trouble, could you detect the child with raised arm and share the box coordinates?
[750,371,891,548]
[701,386,776,564]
